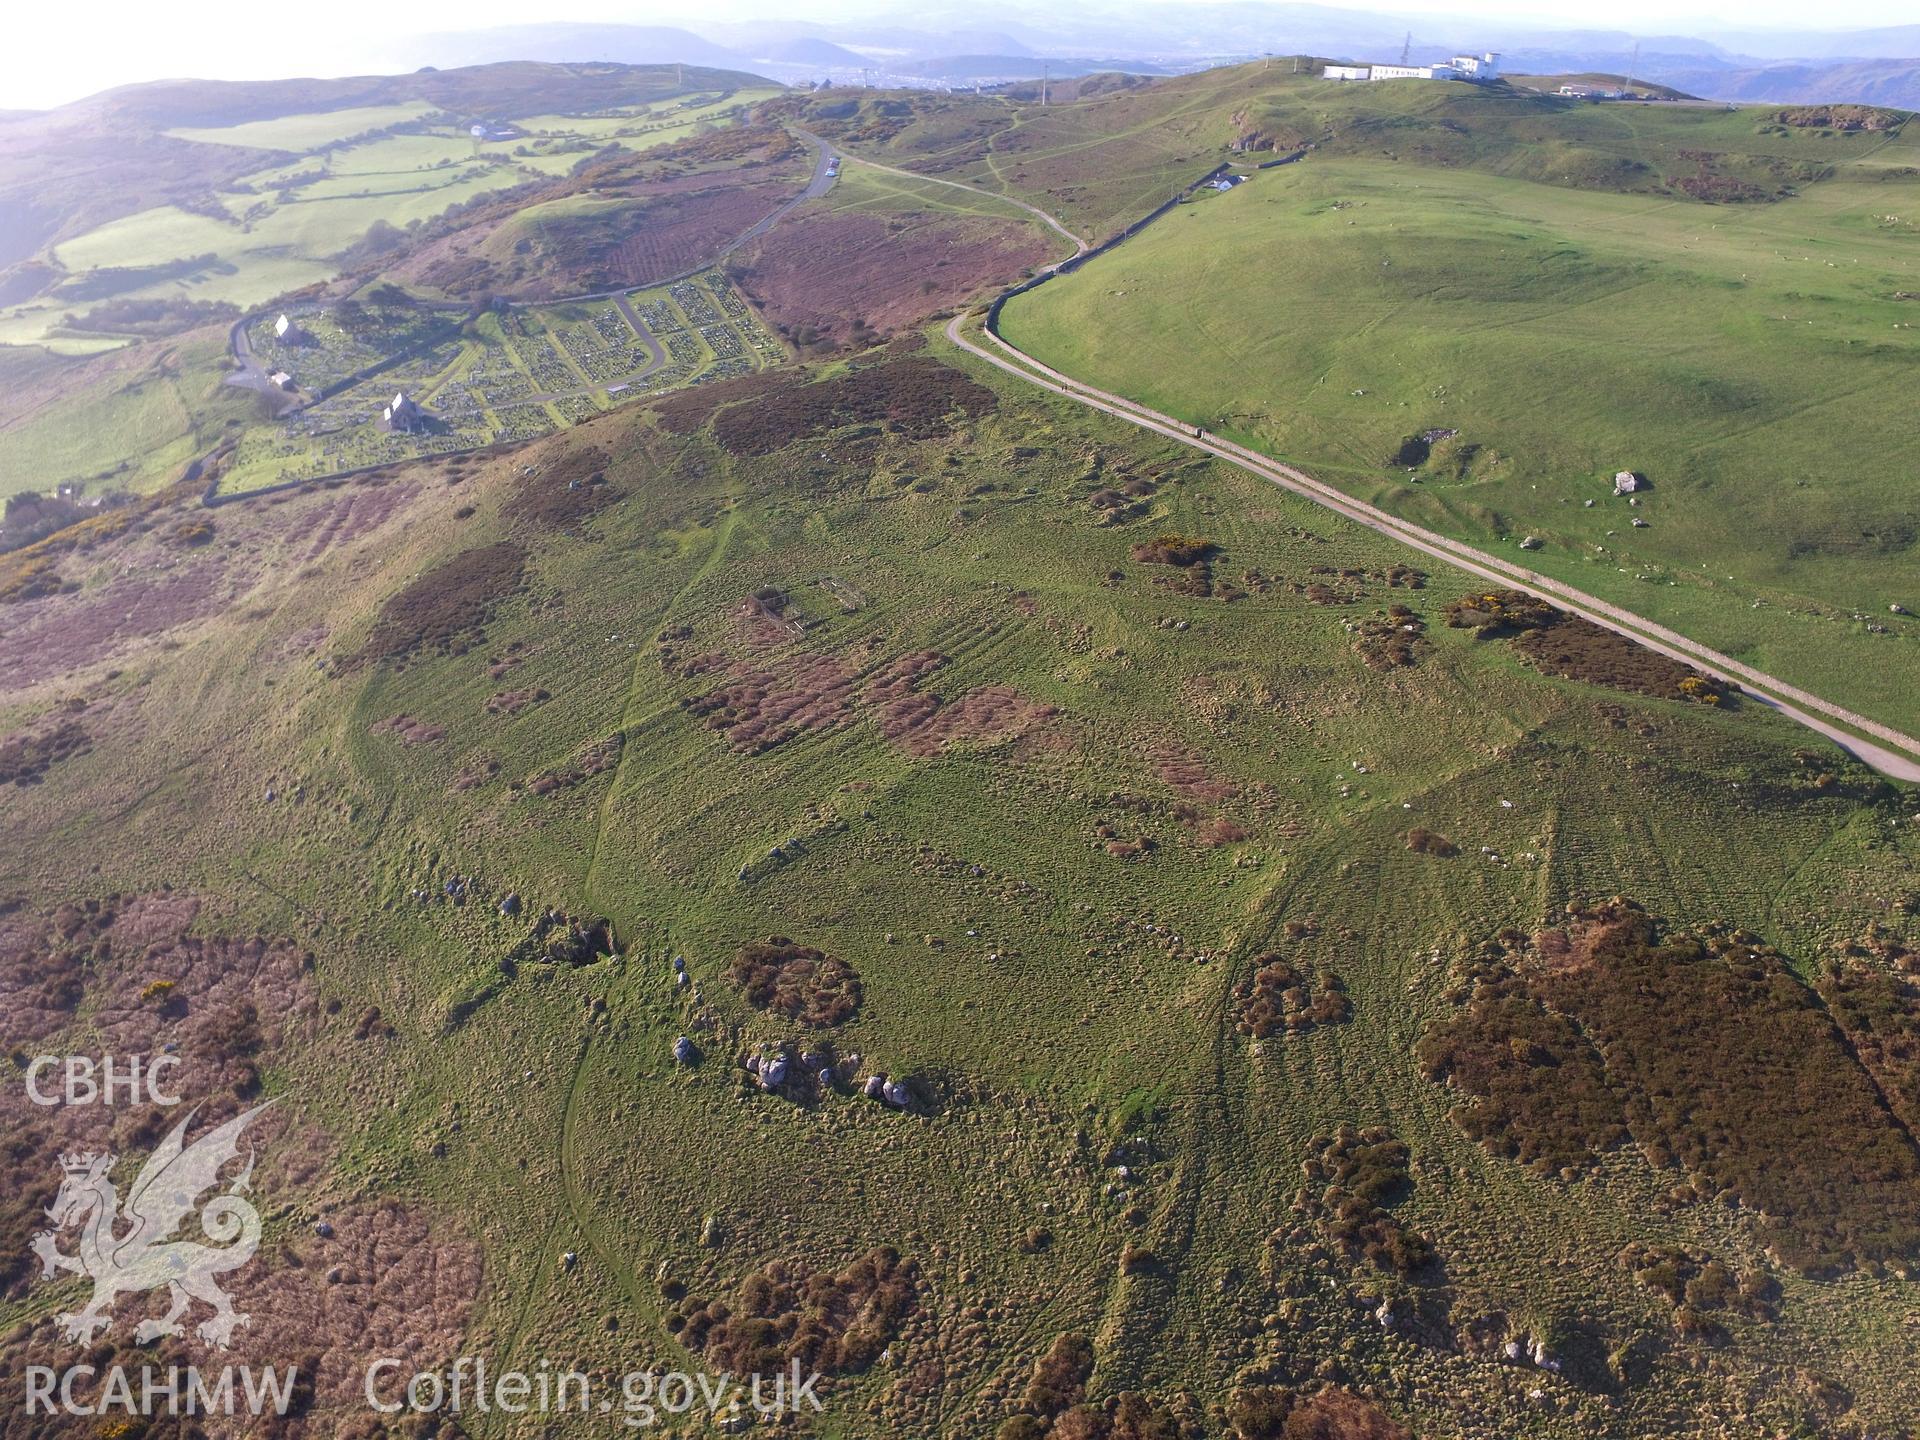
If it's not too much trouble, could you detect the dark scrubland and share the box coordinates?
[672,1246,918,1379]
[0,892,481,1437]
[1293,1127,1435,1279]
[1447,590,1735,703]
[1234,956,1351,1037]
[666,354,1000,456]
[0,715,90,784]
[356,540,525,664]
[1421,899,1920,1275]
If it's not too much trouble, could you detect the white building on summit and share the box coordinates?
[383,392,424,434]
[1324,52,1501,83]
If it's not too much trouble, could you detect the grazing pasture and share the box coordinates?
[1003,142,1920,734]
[164,101,441,151]
[0,333,251,497]
[6,58,1920,1440]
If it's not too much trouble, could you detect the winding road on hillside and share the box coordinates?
[948,311,1920,782]
[867,151,1920,783]
[790,127,1090,258]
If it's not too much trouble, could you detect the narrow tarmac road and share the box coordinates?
[944,310,1920,784]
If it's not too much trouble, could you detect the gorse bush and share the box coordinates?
[674,1246,917,1378]
[1421,900,1920,1275]
[1234,956,1350,1037]
[1295,1125,1434,1277]
[728,937,863,1027]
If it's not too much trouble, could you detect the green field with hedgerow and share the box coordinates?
[1000,134,1920,739]
[0,332,260,497]
[0,74,779,355]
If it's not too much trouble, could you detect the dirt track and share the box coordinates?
[790,128,1090,257]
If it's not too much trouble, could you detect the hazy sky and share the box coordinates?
[3,0,1913,111]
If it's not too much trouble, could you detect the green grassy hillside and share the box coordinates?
[2,342,1917,1438]
[776,66,1915,244]
[0,330,257,497]
[5,57,1920,1440]
[1000,129,1920,737]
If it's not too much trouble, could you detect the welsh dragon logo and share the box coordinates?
[30,1101,274,1348]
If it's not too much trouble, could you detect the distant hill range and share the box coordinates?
[1638,58,1920,108]
[15,5,1920,113]
[406,25,749,72]
[1497,44,1920,108]
[763,38,875,69]
[901,54,1176,80]
[37,59,769,131]
[393,22,1168,88]
[389,9,1920,110]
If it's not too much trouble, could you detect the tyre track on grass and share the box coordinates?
[582,443,744,902]
[558,1028,655,1319]
[790,128,1089,258]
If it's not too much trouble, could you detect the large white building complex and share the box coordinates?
[1324,52,1502,83]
